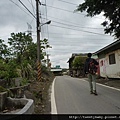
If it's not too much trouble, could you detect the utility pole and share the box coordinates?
[36,0,41,81]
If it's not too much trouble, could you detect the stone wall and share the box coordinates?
[0,92,8,111]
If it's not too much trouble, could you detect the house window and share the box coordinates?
[109,53,116,65]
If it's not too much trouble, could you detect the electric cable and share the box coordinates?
[50,24,106,36]
[9,0,33,17]
[18,0,36,19]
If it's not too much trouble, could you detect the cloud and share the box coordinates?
[0,0,114,68]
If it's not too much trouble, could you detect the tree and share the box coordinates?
[8,32,33,57]
[40,38,52,62]
[76,0,120,40]
[72,56,87,69]
[8,33,51,63]
[22,38,52,66]
[0,59,18,79]
[0,39,10,59]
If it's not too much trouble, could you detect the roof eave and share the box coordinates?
[94,40,120,55]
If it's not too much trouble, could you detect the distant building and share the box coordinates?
[67,53,87,77]
[51,65,62,76]
[94,40,120,79]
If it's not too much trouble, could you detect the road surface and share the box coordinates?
[51,75,120,114]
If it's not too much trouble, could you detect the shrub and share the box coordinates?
[0,86,7,92]
[20,78,28,86]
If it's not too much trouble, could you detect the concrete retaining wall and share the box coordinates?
[0,92,8,111]
[6,97,34,114]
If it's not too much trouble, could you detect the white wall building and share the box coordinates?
[94,40,120,79]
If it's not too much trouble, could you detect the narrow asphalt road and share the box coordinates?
[51,75,120,114]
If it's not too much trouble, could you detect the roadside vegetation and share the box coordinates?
[0,32,52,86]
[0,32,55,113]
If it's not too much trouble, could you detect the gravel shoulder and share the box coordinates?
[24,72,55,114]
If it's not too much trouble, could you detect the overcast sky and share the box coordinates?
[0,0,115,68]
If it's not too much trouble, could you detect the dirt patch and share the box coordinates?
[24,71,55,114]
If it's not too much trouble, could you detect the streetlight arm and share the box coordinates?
[40,20,51,27]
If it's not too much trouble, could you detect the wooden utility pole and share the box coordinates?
[36,0,41,81]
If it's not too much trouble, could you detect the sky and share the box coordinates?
[0,0,115,68]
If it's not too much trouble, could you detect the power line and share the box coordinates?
[9,0,104,32]
[44,0,49,39]
[41,17,104,37]
[42,32,112,37]
[48,48,103,53]
[58,0,78,6]
[46,4,86,15]
[40,0,50,40]
[41,15,103,30]
[50,24,106,36]
[50,20,103,30]
[9,0,32,17]
[46,5,103,20]
[18,0,36,19]
[48,42,109,46]
[27,0,36,16]
[48,36,112,40]
[40,17,106,36]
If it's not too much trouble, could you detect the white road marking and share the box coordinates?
[51,77,120,114]
[79,78,120,91]
[51,77,57,114]
[96,82,120,91]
